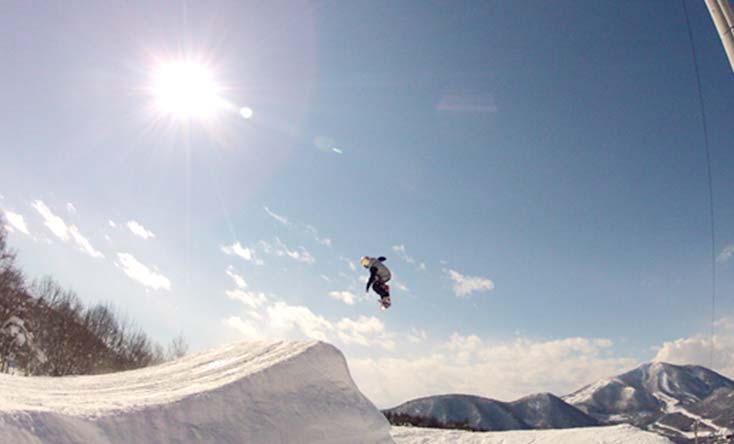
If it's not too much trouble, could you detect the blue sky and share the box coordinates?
[2,1,734,407]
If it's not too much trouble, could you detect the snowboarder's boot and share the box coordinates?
[379,296,391,310]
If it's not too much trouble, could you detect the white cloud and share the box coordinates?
[66,202,77,215]
[393,281,409,292]
[407,328,428,344]
[264,206,290,226]
[305,225,332,248]
[446,268,494,297]
[392,244,426,271]
[263,207,332,248]
[225,266,247,289]
[341,256,357,272]
[392,244,415,264]
[225,299,394,350]
[320,274,332,282]
[348,334,637,407]
[329,291,357,305]
[127,220,155,240]
[336,316,394,350]
[225,316,261,340]
[226,289,267,308]
[653,316,734,379]
[717,245,734,263]
[68,226,104,258]
[259,237,315,264]
[108,220,117,228]
[3,210,30,235]
[266,301,333,341]
[115,253,170,290]
[221,241,261,264]
[32,200,103,258]
[32,200,70,240]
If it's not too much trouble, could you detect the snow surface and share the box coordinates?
[390,424,674,443]
[0,339,681,444]
[0,340,393,444]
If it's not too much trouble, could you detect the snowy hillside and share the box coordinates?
[0,340,393,444]
[391,424,673,443]
[564,362,734,442]
[384,393,598,431]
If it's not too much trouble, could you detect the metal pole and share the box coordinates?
[705,0,734,73]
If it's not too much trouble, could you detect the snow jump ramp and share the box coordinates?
[0,340,394,444]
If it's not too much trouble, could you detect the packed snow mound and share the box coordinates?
[391,424,673,443]
[0,340,393,444]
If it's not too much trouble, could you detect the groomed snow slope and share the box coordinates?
[0,340,393,444]
[391,424,673,444]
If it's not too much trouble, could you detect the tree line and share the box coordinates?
[382,411,484,432]
[0,218,187,376]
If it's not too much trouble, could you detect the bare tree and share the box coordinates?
[166,334,189,361]
[0,222,186,375]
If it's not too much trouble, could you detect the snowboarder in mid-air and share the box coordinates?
[361,256,391,309]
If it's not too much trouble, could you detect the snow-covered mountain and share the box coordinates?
[0,340,393,444]
[384,392,598,431]
[509,392,600,429]
[563,362,734,443]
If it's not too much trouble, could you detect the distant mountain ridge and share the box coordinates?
[383,392,599,432]
[384,362,734,443]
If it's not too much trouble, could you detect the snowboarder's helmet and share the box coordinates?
[360,256,370,268]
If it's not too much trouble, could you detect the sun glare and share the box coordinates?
[150,60,224,121]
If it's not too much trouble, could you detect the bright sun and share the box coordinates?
[150,60,224,121]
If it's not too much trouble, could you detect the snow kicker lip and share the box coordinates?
[0,340,394,444]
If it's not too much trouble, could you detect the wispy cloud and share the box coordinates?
[259,237,315,264]
[32,200,70,240]
[115,253,170,290]
[226,289,267,308]
[221,241,262,264]
[68,227,104,258]
[66,202,77,215]
[127,220,155,240]
[445,268,494,297]
[392,244,425,271]
[264,206,290,226]
[108,220,117,228]
[328,290,357,305]
[225,266,247,289]
[264,207,332,247]
[393,281,409,292]
[341,256,357,272]
[717,245,734,263]
[32,200,103,258]
[3,210,30,235]
[305,225,332,247]
[407,328,428,344]
[392,244,415,264]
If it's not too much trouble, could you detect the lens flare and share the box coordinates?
[240,107,254,119]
